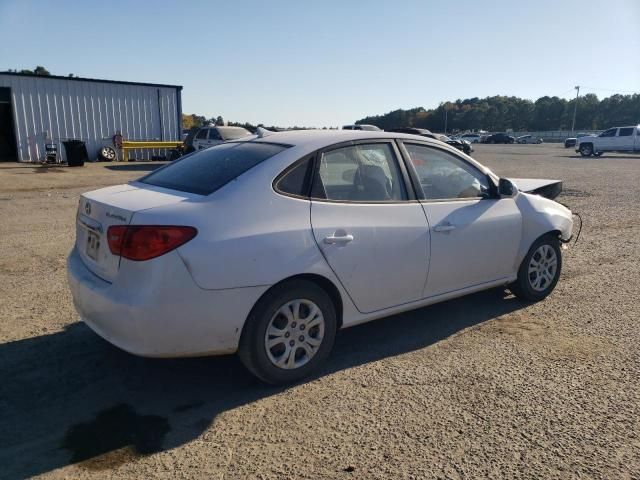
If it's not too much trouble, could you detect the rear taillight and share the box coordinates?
[107,225,197,261]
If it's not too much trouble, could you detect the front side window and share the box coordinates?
[195,128,208,140]
[311,143,406,201]
[208,129,222,140]
[404,143,490,200]
[600,128,617,137]
[140,142,289,195]
[618,127,634,137]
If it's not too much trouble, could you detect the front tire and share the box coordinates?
[509,234,562,302]
[238,280,337,385]
[579,143,593,157]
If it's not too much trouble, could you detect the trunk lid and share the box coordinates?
[75,183,192,282]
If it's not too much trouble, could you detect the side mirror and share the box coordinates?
[498,178,518,198]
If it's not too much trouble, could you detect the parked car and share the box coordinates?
[485,133,515,144]
[576,125,640,157]
[191,126,252,151]
[387,127,432,136]
[564,133,593,148]
[388,128,473,155]
[437,134,473,155]
[68,130,573,384]
[342,124,381,131]
[517,135,543,144]
[460,133,482,143]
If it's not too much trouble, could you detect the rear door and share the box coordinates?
[310,140,430,313]
[617,127,635,151]
[400,141,522,297]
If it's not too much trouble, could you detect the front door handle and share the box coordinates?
[434,223,456,232]
[324,230,354,244]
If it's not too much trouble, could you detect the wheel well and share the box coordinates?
[251,274,344,330]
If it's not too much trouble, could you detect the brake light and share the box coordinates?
[107,225,197,261]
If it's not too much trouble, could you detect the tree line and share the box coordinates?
[355,94,640,133]
[182,114,338,132]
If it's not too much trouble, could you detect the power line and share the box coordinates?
[580,86,639,94]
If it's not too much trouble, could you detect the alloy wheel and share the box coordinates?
[528,244,558,292]
[264,299,325,369]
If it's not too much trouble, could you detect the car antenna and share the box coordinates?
[256,127,275,138]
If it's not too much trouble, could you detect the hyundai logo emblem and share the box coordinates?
[85,202,91,215]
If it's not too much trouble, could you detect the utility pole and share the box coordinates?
[571,85,580,132]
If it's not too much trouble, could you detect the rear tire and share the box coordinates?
[238,280,337,385]
[509,234,562,302]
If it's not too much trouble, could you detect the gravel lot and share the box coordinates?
[1,144,639,479]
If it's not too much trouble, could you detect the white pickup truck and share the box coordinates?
[576,125,640,157]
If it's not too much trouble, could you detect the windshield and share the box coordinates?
[139,142,289,195]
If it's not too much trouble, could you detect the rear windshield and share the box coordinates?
[217,127,252,140]
[139,142,289,195]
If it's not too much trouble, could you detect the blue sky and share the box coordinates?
[1,0,639,127]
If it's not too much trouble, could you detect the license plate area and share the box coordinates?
[86,230,101,261]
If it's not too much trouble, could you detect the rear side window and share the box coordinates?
[196,129,208,139]
[208,129,222,140]
[140,142,289,195]
[618,127,634,137]
[275,156,313,197]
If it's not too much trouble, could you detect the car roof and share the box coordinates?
[241,129,438,148]
[232,129,490,173]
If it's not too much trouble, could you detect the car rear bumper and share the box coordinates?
[67,247,268,357]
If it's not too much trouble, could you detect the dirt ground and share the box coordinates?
[1,144,639,479]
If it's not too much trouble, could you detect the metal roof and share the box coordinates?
[0,71,182,90]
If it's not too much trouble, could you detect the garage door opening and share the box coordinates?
[0,87,18,162]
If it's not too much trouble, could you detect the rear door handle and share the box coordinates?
[434,223,456,232]
[324,232,354,244]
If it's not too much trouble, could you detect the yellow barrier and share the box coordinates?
[120,140,183,162]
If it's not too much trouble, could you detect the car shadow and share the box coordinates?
[103,163,166,172]
[0,288,525,478]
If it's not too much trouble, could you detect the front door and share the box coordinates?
[401,142,522,297]
[596,128,618,152]
[310,141,430,313]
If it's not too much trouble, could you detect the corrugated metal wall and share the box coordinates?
[0,74,182,162]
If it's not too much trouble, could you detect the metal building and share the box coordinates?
[0,72,182,162]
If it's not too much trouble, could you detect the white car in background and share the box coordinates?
[342,124,381,131]
[576,125,640,157]
[68,130,573,384]
[517,135,543,144]
[459,133,482,143]
[191,126,252,150]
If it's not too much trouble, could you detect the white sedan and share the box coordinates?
[68,130,573,384]
[517,135,543,144]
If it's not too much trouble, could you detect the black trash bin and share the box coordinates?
[63,140,89,167]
